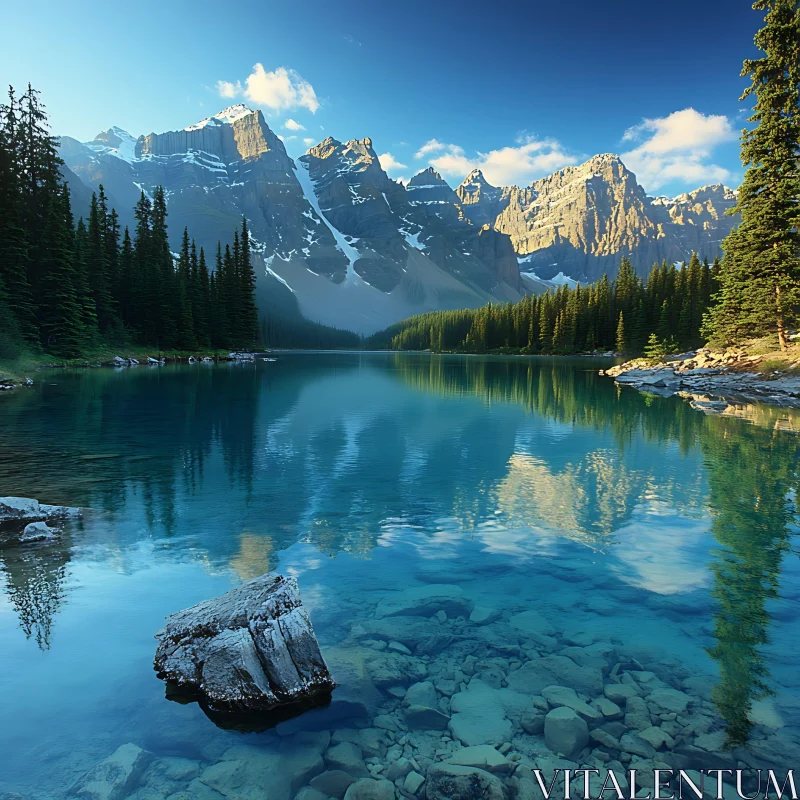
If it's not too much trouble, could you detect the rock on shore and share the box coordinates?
[603,348,800,409]
[0,496,81,544]
[154,573,336,714]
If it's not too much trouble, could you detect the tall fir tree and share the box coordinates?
[705,0,800,349]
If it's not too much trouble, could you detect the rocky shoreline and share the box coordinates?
[602,348,800,411]
[0,352,264,392]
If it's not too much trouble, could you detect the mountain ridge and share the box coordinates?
[58,106,739,333]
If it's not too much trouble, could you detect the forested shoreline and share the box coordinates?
[369,255,718,356]
[2,0,798,369]
[0,85,358,363]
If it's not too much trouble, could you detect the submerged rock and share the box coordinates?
[343,779,395,800]
[544,707,589,759]
[20,521,60,542]
[70,743,153,800]
[199,732,329,800]
[375,584,472,619]
[425,763,507,800]
[153,574,335,715]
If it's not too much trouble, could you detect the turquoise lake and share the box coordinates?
[1,353,799,799]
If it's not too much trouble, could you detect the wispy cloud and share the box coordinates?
[284,118,305,131]
[378,152,407,175]
[620,108,737,191]
[415,135,578,186]
[215,65,319,114]
[414,139,447,159]
[303,137,316,147]
[343,33,361,46]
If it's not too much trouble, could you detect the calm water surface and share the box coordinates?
[0,354,799,798]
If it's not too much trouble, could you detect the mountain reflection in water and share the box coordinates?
[0,353,798,788]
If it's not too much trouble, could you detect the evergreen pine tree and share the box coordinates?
[615,311,626,355]
[706,0,800,349]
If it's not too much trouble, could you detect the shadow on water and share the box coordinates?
[0,353,798,747]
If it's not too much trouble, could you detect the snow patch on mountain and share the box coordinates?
[293,159,363,286]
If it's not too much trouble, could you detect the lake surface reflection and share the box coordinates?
[0,354,798,798]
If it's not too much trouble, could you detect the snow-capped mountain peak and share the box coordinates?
[185,104,254,131]
[84,126,139,163]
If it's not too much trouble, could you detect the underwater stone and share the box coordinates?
[544,707,589,759]
[508,610,556,637]
[425,763,507,800]
[404,771,426,795]
[199,733,328,800]
[444,745,512,774]
[342,779,395,800]
[404,705,450,730]
[70,743,153,800]
[505,655,603,697]
[325,742,370,778]
[639,726,675,751]
[647,688,691,714]
[541,685,603,722]
[310,769,357,799]
[375,584,472,619]
[603,684,641,703]
[619,732,656,759]
[20,521,60,541]
[469,606,501,625]
[153,573,335,713]
[403,681,438,708]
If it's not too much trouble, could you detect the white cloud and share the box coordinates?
[303,137,316,147]
[284,118,305,131]
[620,108,737,191]
[414,139,447,158]
[215,65,319,114]
[417,135,578,187]
[216,80,240,99]
[378,152,407,174]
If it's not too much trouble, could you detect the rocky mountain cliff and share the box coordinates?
[60,107,522,334]
[455,155,738,284]
[59,107,738,333]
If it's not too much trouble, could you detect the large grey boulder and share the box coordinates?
[154,574,335,713]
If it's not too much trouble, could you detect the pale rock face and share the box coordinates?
[456,155,738,283]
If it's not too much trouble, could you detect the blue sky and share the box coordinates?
[2,0,761,196]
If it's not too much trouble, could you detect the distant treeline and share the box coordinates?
[260,313,360,350]
[370,255,719,355]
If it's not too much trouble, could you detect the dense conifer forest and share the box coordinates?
[369,255,718,355]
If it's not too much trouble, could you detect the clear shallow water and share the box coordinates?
[0,353,799,799]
